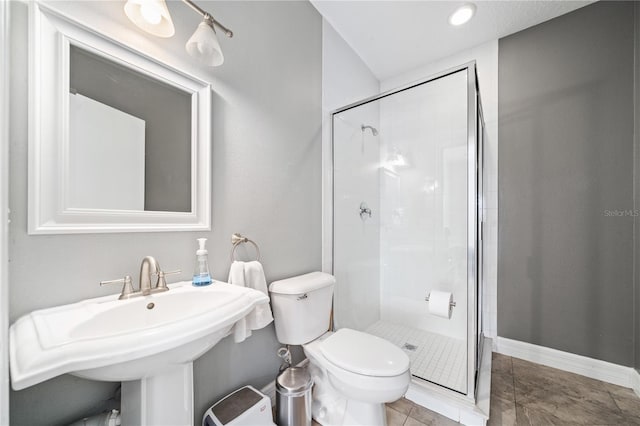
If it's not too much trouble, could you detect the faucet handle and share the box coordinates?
[100,275,134,300]
[156,269,181,291]
[156,269,182,291]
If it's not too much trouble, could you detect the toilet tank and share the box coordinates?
[268,272,336,345]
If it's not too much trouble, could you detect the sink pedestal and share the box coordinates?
[121,363,194,426]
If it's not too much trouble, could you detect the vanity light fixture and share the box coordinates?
[124,0,175,37]
[448,3,476,26]
[124,0,233,66]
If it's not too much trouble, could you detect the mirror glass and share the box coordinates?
[69,45,191,213]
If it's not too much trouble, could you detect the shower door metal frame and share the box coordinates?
[466,63,479,400]
[0,0,9,420]
[328,62,483,401]
[475,75,487,394]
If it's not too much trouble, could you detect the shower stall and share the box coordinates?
[328,62,489,420]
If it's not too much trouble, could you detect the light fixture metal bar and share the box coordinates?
[181,0,233,37]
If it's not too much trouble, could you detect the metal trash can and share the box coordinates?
[276,366,313,426]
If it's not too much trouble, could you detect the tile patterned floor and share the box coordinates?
[489,353,640,426]
[384,353,640,426]
[386,397,458,426]
[367,320,467,392]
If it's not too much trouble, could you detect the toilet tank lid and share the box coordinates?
[269,272,336,295]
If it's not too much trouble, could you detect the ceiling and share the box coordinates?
[311,1,593,80]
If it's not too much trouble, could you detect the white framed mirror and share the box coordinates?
[28,2,211,234]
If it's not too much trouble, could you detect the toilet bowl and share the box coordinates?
[304,329,410,425]
[269,272,411,426]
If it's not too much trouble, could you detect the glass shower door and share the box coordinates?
[333,69,471,394]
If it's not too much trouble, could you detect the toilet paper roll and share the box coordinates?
[428,290,453,319]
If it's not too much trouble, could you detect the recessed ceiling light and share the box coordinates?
[449,3,476,26]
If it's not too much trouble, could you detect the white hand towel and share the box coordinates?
[228,261,274,342]
[229,261,246,287]
[228,261,249,342]
[243,261,274,330]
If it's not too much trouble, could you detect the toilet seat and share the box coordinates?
[319,329,409,377]
[303,329,411,405]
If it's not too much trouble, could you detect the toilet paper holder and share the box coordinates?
[424,293,456,308]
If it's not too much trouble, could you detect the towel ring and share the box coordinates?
[230,233,261,262]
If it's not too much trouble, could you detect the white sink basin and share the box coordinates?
[10,281,270,390]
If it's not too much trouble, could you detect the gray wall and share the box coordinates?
[8,1,321,424]
[635,3,640,373]
[498,1,635,365]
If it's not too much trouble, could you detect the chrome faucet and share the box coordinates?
[100,256,181,299]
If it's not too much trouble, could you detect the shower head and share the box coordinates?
[361,124,379,136]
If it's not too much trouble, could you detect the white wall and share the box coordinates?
[0,1,9,423]
[378,70,469,340]
[9,1,322,424]
[322,28,498,340]
[320,19,380,329]
[321,20,379,115]
[380,41,499,339]
[332,101,381,330]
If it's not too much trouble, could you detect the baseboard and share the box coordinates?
[495,337,635,389]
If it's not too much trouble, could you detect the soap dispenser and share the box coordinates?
[192,238,212,286]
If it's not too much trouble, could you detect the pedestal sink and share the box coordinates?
[10,281,270,425]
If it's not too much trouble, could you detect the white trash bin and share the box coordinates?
[203,385,275,426]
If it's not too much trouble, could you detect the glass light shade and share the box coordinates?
[124,0,175,38]
[186,22,224,67]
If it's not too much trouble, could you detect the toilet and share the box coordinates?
[269,272,411,426]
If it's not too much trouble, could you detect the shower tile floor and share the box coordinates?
[366,320,467,393]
